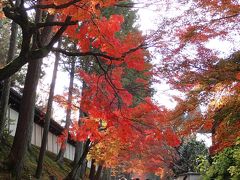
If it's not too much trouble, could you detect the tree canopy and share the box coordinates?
[0,0,240,179]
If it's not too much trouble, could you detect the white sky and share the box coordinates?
[196,133,212,147]
[135,2,181,109]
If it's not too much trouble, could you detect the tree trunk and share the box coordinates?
[35,38,62,179]
[64,139,91,180]
[72,81,87,179]
[0,3,19,140]
[89,159,96,180]
[7,8,54,179]
[27,13,56,152]
[73,141,84,166]
[56,58,75,164]
[73,107,86,167]
[94,162,104,180]
[102,168,111,180]
[80,159,88,179]
[125,173,131,180]
[27,107,35,151]
[8,53,43,179]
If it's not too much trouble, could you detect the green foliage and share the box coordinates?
[89,1,153,106]
[0,138,73,179]
[122,67,154,106]
[101,0,138,36]
[197,140,240,180]
[1,117,15,141]
[0,19,26,90]
[173,138,208,176]
[102,1,154,105]
[0,19,10,65]
[196,155,210,175]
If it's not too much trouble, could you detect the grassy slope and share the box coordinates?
[0,137,72,179]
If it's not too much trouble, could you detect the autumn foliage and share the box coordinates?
[154,0,240,156]
[38,0,240,175]
[16,0,182,177]
[1,0,240,178]
[70,99,180,177]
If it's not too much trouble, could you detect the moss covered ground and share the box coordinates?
[0,137,72,179]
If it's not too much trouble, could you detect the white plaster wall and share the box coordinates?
[31,123,36,145]
[47,132,53,152]
[7,107,75,160]
[35,124,42,147]
[7,108,19,136]
[64,143,75,160]
[64,144,69,159]
[70,145,74,160]
[52,135,58,154]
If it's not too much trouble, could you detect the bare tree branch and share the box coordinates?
[52,48,122,61]
[36,20,78,29]
[26,0,81,10]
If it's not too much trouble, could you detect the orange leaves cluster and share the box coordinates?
[71,97,181,176]
[177,25,226,43]
[210,120,240,154]
[164,128,180,147]
[58,75,180,175]
[79,69,133,115]
[198,0,240,15]
[63,14,146,71]
[90,15,124,55]
[236,72,240,81]
[57,129,68,149]
[124,49,146,71]
[66,15,124,53]
[41,0,110,20]
[87,121,178,176]
[41,0,141,61]
[70,118,102,142]
[157,0,240,93]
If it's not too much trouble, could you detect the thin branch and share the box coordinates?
[114,2,136,8]
[53,42,145,60]
[36,20,78,29]
[211,13,240,23]
[94,55,122,107]
[52,48,122,61]
[26,0,81,10]
[46,16,72,49]
[3,6,29,30]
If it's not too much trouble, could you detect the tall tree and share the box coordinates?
[89,159,96,180]
[7,9,55,178]
[72,83,86,179]
[65,138,91,180]
[0,0,20,140]
[35,38,62,178]
[94,160,104,180]
[0,19,10,64]
[0,0,144,80]
[63,2,143,174]
[56,55,75,163]
[0,22,17,139]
